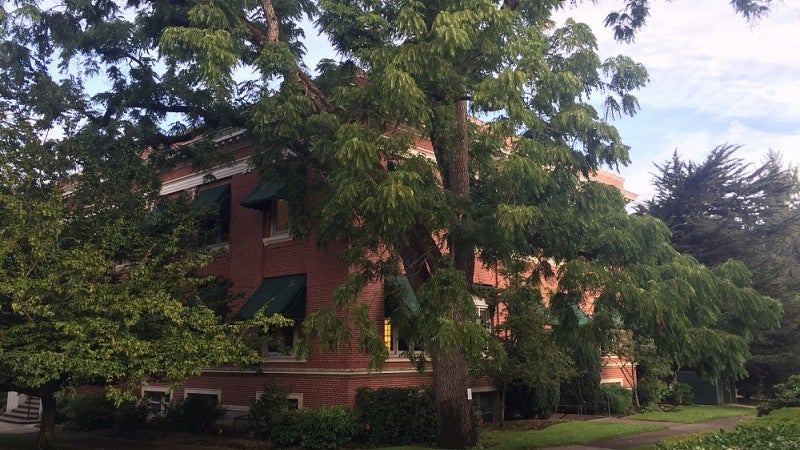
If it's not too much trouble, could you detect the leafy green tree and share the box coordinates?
[641,146,800,396]
[0,118,260,447]
[481,272,573,425]
[0,1,776,447]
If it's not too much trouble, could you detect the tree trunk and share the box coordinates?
[427,99,477,448]
[499,380,507,427]
[433,348,476,448]
[38,390,57,449]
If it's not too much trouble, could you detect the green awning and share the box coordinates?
[146,205,165,227]
[385,276,421,319]
[241,180,285,210]
[550,303,591,326]
[192,185,230,211]
[236,275,307,320]
[573,304,591,325]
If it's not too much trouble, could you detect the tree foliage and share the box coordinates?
[0,118,260,447]
[641,146,800,395]
[0,0,777,448]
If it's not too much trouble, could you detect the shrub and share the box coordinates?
[248,383,291,440]
[300,406,361,449]
[601,384,632,415]
[505,382,560,419]
[113,400,150,436]
[657,408,800,450]
[164,394,226,434]
[61,393,116,431]
[560,343,605,413]
[637,378,668,408]
[665,382,693,406]
[267,406,360,449]
[758,375,800,416]
[354,387,436,445]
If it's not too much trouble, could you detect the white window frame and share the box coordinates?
[473,296,492,331]
[142,387,171,415]
[255,391,303,409]
[261,321,302,358]
[184,388,222,402]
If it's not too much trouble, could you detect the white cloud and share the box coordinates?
[557,1,800,203]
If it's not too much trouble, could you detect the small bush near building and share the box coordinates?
[757,375,800,416]
[248,383,292,440]
[164,394,226,434]
[61,393,117,431]
[505,382,560,419]
[258,406,360,449]
[601,384,632,415]
[657,407,800,450]
[665,382,693,406]
[637,378,668,408]
[354,387,437,445]
[112,400,150,436]
[250,384,361,449]
[60,392,147,434]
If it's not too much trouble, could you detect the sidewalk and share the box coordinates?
[540,415,753,450]
[0,420,38,435]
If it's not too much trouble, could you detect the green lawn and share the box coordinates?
[627,405,755,424]
[0,433,36,448]
[365,421,666,450]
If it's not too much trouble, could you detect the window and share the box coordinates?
[143,389,170,415]
[192,185,231,246]
[255,391,303,409]
[383,276,423,356]
[262,321,302,356]
[184,389,222,412]
[474,297,492,331]
[383,318,421,355]
[273,199,290,235]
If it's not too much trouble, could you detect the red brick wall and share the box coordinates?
[157,139,639,408]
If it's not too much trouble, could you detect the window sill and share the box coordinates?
[263,354,307,363]
[206,242,230,252]
[262,235,292,246]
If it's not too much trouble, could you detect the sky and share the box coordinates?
[300,1,800,206]
[552,0,800,205]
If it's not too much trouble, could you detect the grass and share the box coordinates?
[655,408,800,449]
[362,421,666,450]
[627,405,755,424]
[0,433,36,448]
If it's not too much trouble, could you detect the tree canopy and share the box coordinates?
[640,146,800,396]
[0,117,261,446]
[0,0,778,447]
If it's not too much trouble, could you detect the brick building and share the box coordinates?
[142,129,636,420]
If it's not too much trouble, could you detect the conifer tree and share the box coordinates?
[641,146,800,396]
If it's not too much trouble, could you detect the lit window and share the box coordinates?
[383,317,420,354]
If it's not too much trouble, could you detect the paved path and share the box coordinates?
[541,415,753,450]
[0,420,38,435]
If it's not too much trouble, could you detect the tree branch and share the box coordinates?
[240,0,333,114]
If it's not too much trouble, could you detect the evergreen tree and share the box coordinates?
[641,146,800,396]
